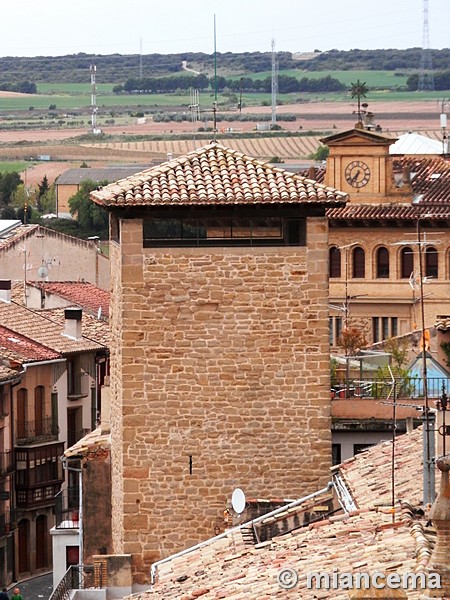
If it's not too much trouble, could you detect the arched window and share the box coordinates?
[17,388,27,440]
[401,246,414,279]
[376,246,390,278]
[352,247,365,278]
[329,246,341,278]
[425,246,438,278]
[34,386,45,437]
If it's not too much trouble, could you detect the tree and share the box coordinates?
[36,175,50,212]
[68,179,109,237]
[338,327,367,356]
[0,172,22,206]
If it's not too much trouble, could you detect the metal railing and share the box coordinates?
[16,417,58,444]
[331,376,450,401]
[49,565,95,600]
[55,488,80,529]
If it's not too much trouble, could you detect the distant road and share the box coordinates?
[181,60,200,76]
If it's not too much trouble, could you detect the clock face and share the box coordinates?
[345,160,371,188]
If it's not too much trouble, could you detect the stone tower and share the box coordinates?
[91,143,348,582]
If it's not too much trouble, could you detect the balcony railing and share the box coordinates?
[0,452,14,477]
[49,565,95,600]
[331,376,450,401]
[55,488,80,529]
[16,417,58,445]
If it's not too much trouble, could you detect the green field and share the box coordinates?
[229,69,413,88]
[0,161,32,173]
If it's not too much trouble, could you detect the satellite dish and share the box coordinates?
[37,265,49,279]
[231,488,246,514]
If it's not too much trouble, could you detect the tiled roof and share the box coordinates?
[27,281,110,319]
[145,506,432,599]
[338,426,425,509]
[139,429,433,599]
[435,316,450,332]
[0,223,40,251]
[63,426,110,458]
[398,156,450,204]
[0,301,106,355]
[0,324,60,363]
[0,364,21,383]
[327,202,450,223]
[90,143,348,208]
[39,308,110,346]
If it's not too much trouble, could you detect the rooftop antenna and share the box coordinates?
[139,37,143,80]
[271,38,278,127]
[440,98,448,155]
[418,0,434,91]
[90,64,101,135]
[212,14,218,141]
[189,88,200,148]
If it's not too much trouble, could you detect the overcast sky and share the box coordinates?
[3,0,450,57]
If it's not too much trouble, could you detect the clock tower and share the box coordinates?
[321,127,411,204]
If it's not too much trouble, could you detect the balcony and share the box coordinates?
[16,417,58,445]
[55,488,80,529]
[331,376,450,401]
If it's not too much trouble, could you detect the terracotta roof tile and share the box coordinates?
[27,281,110,319]
[327,203,450,223]
[39,307,110,346]
[138,429,433,599]
[90,144,348,208]
[0,300,106,354]
[435,315,450,332]
[0,224,40,251]
[338,426,425,508]
[0,324,60,363]
[0,364,21,382]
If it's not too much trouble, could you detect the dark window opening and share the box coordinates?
[401,247,414,279]
[376,247,390,278]
[143,217,306,247]
[425,246,438,278]
[352,247,365,278]
[332,444,342,466]
[329,247,341,278]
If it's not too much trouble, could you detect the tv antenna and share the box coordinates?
[440,98,448,155]
[189,88,200,148]
[212,14,218,141]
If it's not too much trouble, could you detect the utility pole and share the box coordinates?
[90,64,100,135]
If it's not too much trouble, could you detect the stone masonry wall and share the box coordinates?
[110,217,332,583]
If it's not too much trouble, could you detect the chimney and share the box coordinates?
[308,165,316,180]
[402,165,411,185]
[435,316,450,370]
[425,455,450,597]
[166,152,173,162]
[0,280,11,303]
[63,308,83,341]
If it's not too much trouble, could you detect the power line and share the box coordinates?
[418,0,435,91]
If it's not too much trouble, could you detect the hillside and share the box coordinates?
[0,48,449,85]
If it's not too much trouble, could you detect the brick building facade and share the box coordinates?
[91,143,347,581]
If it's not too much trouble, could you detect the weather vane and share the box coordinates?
[350,79,369,125]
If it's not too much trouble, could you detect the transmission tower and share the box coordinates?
[418,0,434,91]
[90,64,100,134]
[271,39,278,126]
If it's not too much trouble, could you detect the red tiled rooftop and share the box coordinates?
[136,428,432,599]
[0,325,59,363]
[27,281,110,319]
[0,301,106,354]
[90,143,348,208]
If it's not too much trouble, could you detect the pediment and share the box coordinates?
[321,128,397,148]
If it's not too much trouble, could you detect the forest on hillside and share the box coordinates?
[0,47,449,86]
